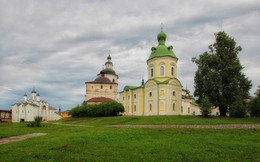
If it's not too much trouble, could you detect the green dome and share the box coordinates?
[148,29,178,61]
[157,31,167,41]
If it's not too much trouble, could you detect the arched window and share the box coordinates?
[110,85,112,89]
[150,104,152,111]
[173,103,175,111]
[160,66,164,75]
[171,67,174,76]
[188,107,190,113]
[151,68,154,77]
[101,85,103,89]
[112,79,115,82]
[134,105,136,112]
[173,91,175,96]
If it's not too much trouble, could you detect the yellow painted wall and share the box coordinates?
[147,56,178,79]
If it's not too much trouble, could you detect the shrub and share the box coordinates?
[229,95,246,118]
[26,116,43,127]
[69,101,125,117]
[199,97,213,117]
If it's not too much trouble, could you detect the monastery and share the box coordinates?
[12,89,61,122]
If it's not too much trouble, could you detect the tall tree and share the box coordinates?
[248,86,260,117]
[192,31,252,116]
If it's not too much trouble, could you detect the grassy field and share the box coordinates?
[0,116,260,161]
[60,115,260,126]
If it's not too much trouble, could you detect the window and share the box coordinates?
[128,95,130,99]
[173,103,175,111]
[181,106,183,112]
[150,104,152,111]
[173,91,175,96]
[160,66,164,75]
[151,68,154,77]
[110,85,112,89]
[149,92,152,97]
[171,67,174,76]
[188,107,190,113]
[134,105,136,112]
[123,97,125,101]
[134,94,136,99]
[101,85,103,89]
[113,79,115,82]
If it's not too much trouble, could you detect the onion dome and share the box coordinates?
[24,93,27,96]
[147,27,177,61]
[36,93,40,96]
[94,76,112,83]
[107,54,111,60]
[31,89,36,93]
[157,30,167,42]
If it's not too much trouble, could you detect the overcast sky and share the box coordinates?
[0,0,259,111]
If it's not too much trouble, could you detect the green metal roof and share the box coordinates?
[190,99,199,106]
[148,29,178,61]
[123,86,139,91]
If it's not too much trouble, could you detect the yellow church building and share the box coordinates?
[119,27,213,116]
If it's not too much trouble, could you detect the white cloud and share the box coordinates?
[0,0,259,110]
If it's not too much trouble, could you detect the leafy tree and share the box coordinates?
[199,97,213,117]
[192,31,252,116]
[248,86,260,117]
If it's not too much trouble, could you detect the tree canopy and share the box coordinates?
[192,31,252,116]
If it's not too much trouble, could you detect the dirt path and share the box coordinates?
[107,124,260,129]
[52,123,92,127]
[0,133,47,145]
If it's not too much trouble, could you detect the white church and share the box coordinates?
[12,89,61,122]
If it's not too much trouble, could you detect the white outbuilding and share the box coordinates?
[12,89,61,122]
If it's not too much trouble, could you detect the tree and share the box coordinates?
[199,96,213,117]
[192,31,252,116]
[248,86,260,117]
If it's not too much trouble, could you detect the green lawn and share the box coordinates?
[60,115,260,126]
[0,116,260,161]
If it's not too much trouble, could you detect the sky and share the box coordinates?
[0,0,259,111]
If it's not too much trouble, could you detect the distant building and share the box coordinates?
[0,110,12,122]
[12,89,61,122]
[119,27,219,116]
[60,110,72,118]
[85,53,118,104]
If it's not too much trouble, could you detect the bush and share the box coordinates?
[248,86,260,117]
[26,116,43,127]
[199,97,213,117]
[69,101,125,117]
[229,95,246,118]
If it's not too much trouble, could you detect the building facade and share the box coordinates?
[12,89,61,122]
[85,53,118,104]
[119,28,219,116]
[0,110,12,122]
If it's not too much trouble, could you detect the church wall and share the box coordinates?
[86,83,117,101]
[132,88,144,115]
[47,110,61,121]
[147,57,177,80]
[144,81,158,115]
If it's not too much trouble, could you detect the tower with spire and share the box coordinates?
[97,50,118,83]
[85,51,118,104]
